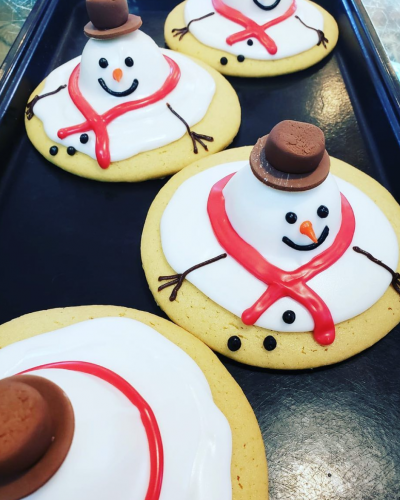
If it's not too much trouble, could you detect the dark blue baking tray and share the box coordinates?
[0,1,399,498]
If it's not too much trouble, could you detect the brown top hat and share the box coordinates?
[84,0,142,40]
[0,375,75,500]
[250,120,330,192]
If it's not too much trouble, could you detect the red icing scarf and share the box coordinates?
[207,173,356,346]
[58,55,181,169]
[211,0,297,55]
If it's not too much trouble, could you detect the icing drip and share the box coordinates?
[172,12,215,41]
[166,103,214,154]
[211,0,297,54]
[57,56,181,169]
[207,173,356,346]
[26,85,66,120]
[19,361,164,500]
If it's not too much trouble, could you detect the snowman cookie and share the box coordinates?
[0,306,268,500]
[24,0,240,182]
[165,0,339,77]
[142,121,400,369]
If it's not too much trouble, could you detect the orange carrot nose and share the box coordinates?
[300,221,318,243]
[113,68,123,82]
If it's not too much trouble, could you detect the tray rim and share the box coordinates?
[0,0,53,119]
[346,0,400,142]
[1,0,399,144]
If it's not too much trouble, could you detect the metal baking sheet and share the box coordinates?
[0,0,399,498]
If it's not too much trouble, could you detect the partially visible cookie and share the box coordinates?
[165,0,339,77]
[0,306,268,499]
[141,124,400,370]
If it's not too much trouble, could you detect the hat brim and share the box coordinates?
[0,375,74,500]
[84,14,142,40]
[250,135,330,192]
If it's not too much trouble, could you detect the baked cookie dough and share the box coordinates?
[165,0,339,77]
[0,305,268,500]
[141,126,400,370]
[25,0,240,182]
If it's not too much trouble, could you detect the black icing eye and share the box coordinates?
[285,212,297,224]
[99,58,108,68]
[317,205,329,218]
[125,57,134,67]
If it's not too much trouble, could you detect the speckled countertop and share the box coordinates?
[363,0,400,78]
[0,0,37,64]
[0,0,399,72]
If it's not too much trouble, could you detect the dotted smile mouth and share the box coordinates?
[282,226,330,251]
[98,78,139,97]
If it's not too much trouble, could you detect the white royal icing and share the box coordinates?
[34,30,215,163]
[160,161,399,332]
[0,317,232,500]
[184,0,324,60]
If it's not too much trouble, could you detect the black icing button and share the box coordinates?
[263,336,277,351]
[227,336,241,352]
[220,57,228,66]
[283,310,296,324]
[67,146,76,156]
[49,146,58,156]
[80,133,89,144]
[237,55,245,63]
[247,39,254,46]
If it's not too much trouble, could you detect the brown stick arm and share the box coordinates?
[167,103,214,154]
[353,246,400,294]
[26,85,67,120]
[172,12,215,41]
[158,253,227,301]
[295,15,329,49]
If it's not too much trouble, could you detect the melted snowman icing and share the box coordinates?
[184,0,324,60]
[0,317,232,500]
[160,161,399,333]
[34,30,215,163]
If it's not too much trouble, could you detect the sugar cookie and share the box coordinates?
[25,0,240,182]
[165,0,339,77]
[142,121,400,369]
[0,306,268,499]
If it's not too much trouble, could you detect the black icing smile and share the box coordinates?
[282,226,330,251]
[98,78,139,97]
[253,0,282,10]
